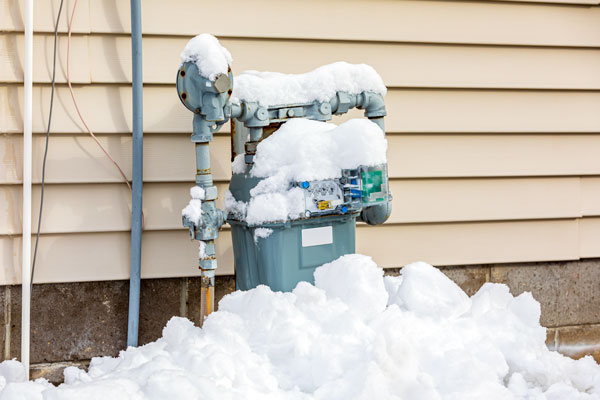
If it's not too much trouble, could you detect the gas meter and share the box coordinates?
[176,35,392,317]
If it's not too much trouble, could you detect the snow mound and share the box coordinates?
[180,33,232,81]
[231,62,387,107]
[2,255,599,399]
[250,118,387,181]
[226,118,387,226]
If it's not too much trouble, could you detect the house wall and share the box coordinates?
[1,0,600,378]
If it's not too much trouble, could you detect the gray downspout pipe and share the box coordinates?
[127,0,143,348]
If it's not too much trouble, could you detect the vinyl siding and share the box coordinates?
[1,0,599,284]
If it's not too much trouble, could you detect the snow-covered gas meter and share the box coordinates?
[177,34,392,315]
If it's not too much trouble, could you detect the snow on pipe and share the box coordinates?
[21,0,33,379]
[127,0,143,348]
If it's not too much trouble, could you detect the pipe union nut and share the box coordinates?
[203,186,218,200]
[200,258,218,270]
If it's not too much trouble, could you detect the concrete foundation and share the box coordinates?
[2,259,598,383]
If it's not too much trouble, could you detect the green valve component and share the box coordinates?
[362,166,388,204]
[176,59,392,294]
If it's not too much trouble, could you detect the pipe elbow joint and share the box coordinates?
[359,201,392,226]
[360,92,387,119]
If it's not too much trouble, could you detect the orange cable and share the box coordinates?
[67,0,144,227]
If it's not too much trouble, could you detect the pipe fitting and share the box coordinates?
[359,92,387,118]
[359,201,392,226]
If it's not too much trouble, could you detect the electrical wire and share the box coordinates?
[66,0,133,193]
[66,0,144,227]
[31,0,144,286]
[31,0,64,287]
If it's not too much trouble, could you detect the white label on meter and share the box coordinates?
[301,226,333,247]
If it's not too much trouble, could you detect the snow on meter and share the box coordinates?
[176,34,392,314]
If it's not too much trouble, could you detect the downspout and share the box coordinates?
[21,0,33,379]
[127,0,143,348]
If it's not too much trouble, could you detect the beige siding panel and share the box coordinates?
[4,0,600,47]
[4,134,600,185]
[0,33,90,84]
[4,85,600,134]
[0,86,20,134]
[86,36,600,90]
[394,177,581,223]
[579,217,600,258]
[0,0,90,33]
[0,230,235,285]
[395,90,600,133]
[85,0,600,47]
[1,85,196,134]
[0,178,582,235]
[497,0,599,3]
[0,182,227,234]
[6,34,600,90]
[0,134,229,184]
[0,219,580,284]
[581,177,600,216]
[495,0,599,4]
[358,219,579,267]
[395,134,600,178]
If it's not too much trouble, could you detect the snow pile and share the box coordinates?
[1,254,599,399]
[226,118,387,225]
[231,62,387,107]
[181,186,205,226]
[180,33,232,81]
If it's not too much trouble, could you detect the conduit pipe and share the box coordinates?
[127,0,143,348]
[21,0,33,379]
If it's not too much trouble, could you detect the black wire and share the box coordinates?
[31,0,64,288]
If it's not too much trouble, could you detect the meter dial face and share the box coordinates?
[303,180,344,215]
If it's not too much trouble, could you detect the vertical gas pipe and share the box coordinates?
[195,137,216,320]
[21,0,34,379]
[127,0,143,348]
[176,64,232,323]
